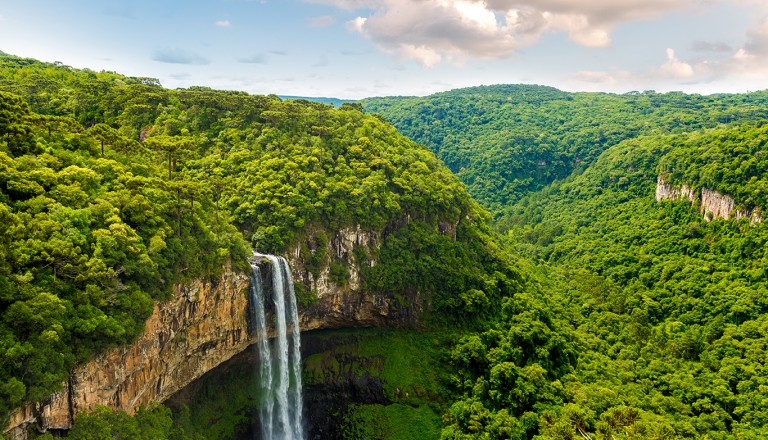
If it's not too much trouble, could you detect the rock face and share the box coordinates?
[656,177,763,224]
[288,225,422,331]
[6,222,455,438]
[655,178,696,204]
[700,187,735,220]
[5,266,252,439]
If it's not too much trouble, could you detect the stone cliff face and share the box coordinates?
[700,187,736,220]
[5,266,252,438]
[6,222,455,438]
[288,225,423,331]
[656,177,763,224]
[655,179,695,204]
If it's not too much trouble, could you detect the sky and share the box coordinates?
[1,0,768,99]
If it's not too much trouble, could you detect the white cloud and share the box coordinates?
[449,0,498,33]
[349,16,367,32]
[660,48,694,78]
[343,0,531,66]
[398,44,443,67]
[310,0,697,65]
[215,19,232,27]
[675,16,768,85]
[543,12,611,47]
[566,24,768,93]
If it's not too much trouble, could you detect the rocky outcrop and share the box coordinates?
[700,187,735,220]
[656,177,763,224]
[655,178,695,203]
[290,226,379,301]
[288,226,404,331]
[6,219,459,438]
[288,219,462,330]
[5,266,252,439]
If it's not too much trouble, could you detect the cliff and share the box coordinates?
[5,224,440,438]
[289,221,451,330]
[5,266,252,438]
[289,226,402,331]
[655,177,763,223]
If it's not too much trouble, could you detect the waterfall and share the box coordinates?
[249,254,304,440]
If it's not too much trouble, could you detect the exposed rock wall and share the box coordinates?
[656,177,763,224]
[6,220,459,438]
[288,220,459,330]
[5,266,252,439]
[655,178,695,203]
[700,187,735,220]
[288,226,399,330]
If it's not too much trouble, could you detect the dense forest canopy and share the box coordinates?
[497,125,768,439]
[362,85,768,214]
[366,84,768,438]
[0,54,568,437]
[3,52,768,439]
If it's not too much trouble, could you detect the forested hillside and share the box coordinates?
[498,124,768,439]
[362,85,768,213]
[365,83,768,437]
[0,88,249,421]
[4,53,768,439]
[0,54,582,439]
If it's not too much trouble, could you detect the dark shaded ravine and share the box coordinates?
[165,330,392,439]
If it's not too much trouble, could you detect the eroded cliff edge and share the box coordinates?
[656,177,764,223]
[5,223,437,438]
[5,266,252,437]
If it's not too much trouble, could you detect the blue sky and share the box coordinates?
[1,0,768,99]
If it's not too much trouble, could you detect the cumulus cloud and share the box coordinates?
[568,29,768,93]
[668,17,768,86]
[660,48,694,78]
[152,48,209,65]
[215,19,232,27]
[398,44,443,67]
[719,17,768,81]
[306,0,695,65]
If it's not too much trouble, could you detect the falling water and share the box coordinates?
[283,261,304,440]
[249,264,274,438]
[249,254,304,440]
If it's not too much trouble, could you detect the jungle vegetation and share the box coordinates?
[0,53,545,436]
[366,88,768,439]
[2,54,768,439]
[362,85,768,214]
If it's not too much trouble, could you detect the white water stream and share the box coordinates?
[249,254,304,440]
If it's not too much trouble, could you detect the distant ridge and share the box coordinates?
[279,95,355,108]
